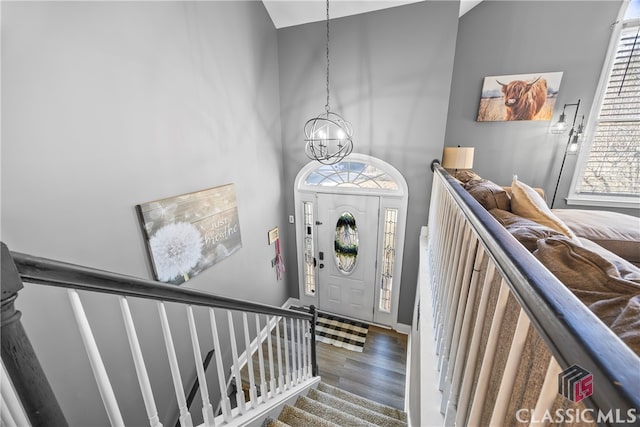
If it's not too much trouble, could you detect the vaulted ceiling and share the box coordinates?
[262,0,483,29]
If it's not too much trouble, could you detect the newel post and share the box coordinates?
[309,305,318,377]
[1,242,68,426]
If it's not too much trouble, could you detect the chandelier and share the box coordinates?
[304,0,353,165]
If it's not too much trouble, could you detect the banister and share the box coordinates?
[1,243,68,427]
[430,164,640,416]
[9,250,313,321]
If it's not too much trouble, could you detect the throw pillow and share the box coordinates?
[464,179,511,211]
[510,176,577,241]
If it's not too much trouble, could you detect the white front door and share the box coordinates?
[316,193,379,322]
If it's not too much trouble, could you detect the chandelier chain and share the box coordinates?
[325,0,330,113]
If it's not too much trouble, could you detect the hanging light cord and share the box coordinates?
[619,26,639,96]
[325,0,331,113]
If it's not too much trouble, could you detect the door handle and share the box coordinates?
[319,263,325,269]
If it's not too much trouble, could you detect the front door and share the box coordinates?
[316,193,379,322]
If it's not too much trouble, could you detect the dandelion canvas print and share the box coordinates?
[136,184,242,285]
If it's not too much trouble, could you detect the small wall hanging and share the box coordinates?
[477,71,563,121]
[136,183,242,285]
[268,226,285,280]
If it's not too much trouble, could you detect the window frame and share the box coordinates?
[567,1,640,209]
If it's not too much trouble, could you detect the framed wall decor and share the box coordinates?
[477,71,563,122]
[136,183,242,285]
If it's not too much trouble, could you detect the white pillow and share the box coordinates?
[510,176,578,241]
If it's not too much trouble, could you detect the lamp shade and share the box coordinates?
[442,146,474,170]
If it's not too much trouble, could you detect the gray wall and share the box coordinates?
[444,1,635,215]
[2,2,285,425]
[277,1,460,325]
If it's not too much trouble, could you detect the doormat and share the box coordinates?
[315,311,369,353]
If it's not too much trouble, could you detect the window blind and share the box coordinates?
[577,23,640,196]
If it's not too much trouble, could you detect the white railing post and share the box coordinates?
[300,318,308,380]
[242,313,258,407]
[275,317,284,392]
[227,311,246,414]
[296,319,303,382]
[208,309,232,423]
[265,315,277,396]
[186,306,215,426]
[68,290,125,427]
[1,361,30,427]
[157,302,193,427]
[289,318,297,385]
[254,314,268,402]
[119,297,162,427]
[282,317,291,389]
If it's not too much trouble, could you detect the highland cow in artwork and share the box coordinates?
[497,76,547,120]
[476,72,563,122]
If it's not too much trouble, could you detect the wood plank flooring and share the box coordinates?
[240,322,408,411]
[316,325,408,410]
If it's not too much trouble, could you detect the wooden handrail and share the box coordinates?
[10,250,313,321]
[431,164,640,415]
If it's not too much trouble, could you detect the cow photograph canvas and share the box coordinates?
[477,72,563,121]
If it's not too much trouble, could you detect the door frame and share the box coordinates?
[293,154,408,329]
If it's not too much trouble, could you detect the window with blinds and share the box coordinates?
[573,1,639,200]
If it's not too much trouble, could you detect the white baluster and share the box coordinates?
[227,311,246,414]
[274,317,284,392]
[289,318,297,385]
[254,314,268,402]
[265,316,277,396]
[186,306,215,426]
[157,302,192,427]
[300,318,308,380]
[282,317,291,389]
[242,313,257,408]
[68,290,125,427]
[119,297,162,427]
[296,319,303,381]
[1,361,29,427]
[208,309,232,422]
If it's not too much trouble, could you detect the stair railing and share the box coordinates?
[1,242,318,427]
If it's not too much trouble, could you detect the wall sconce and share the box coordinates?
[551,99,584,208]
[442,146,474,177]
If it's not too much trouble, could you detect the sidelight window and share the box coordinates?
[303,201,316,295]
[379,208,398,312]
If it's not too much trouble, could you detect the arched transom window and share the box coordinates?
[304,161,399,190]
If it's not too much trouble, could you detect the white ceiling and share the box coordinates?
[262,0,483,29]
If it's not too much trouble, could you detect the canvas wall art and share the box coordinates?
[477,72,563,122]
[136,183,242,285]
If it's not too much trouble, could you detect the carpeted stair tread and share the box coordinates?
[294,395,377,427]
[307,388,407,427]
[263,418,289,427]
[317,382,408,422]
[277,404,340,427]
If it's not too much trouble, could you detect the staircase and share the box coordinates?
[264,382,408,427]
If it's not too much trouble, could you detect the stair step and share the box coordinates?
[277,404,340,427]
[263,418,289,427]
[307,388,408,427]
[294,395,377,427]
[317,382,408,422]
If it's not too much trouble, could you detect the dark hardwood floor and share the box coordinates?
[240,322,408,411]
[316,325,408,410]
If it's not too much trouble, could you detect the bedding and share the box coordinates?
[459,171,640,356]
